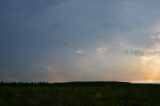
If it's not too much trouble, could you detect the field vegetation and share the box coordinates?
[0,81,160,106]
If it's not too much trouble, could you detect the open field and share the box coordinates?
[0,81,160,106]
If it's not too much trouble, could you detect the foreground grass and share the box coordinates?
[0,82,160,106]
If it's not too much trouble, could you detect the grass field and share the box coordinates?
[0,81,160,106]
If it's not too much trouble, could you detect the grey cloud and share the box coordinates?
[126,49,145,56]
[147,50,160,55]
[49,22,64,31]
[0,0,69,14]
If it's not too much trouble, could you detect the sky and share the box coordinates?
[1,0,160,83]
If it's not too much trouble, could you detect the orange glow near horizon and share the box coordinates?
[133,54,160,83]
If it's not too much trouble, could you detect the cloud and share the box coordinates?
[1,0,160,82]
[126,49,145,56]
[96,47,108,56]
[0,0,69,14]
[76,49,83,54]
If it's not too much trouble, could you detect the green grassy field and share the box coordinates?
[0,81,160,106]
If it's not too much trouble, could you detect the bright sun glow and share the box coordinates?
[137,53,160,83]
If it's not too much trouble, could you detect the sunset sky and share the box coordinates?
[1,0,160,83]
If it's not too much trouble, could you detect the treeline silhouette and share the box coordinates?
[0,81,131,87]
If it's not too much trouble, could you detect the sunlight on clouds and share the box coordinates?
[136,44,160,83]
[139,56,160,83]
[70,43,160,83]
[49,43,160,83]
